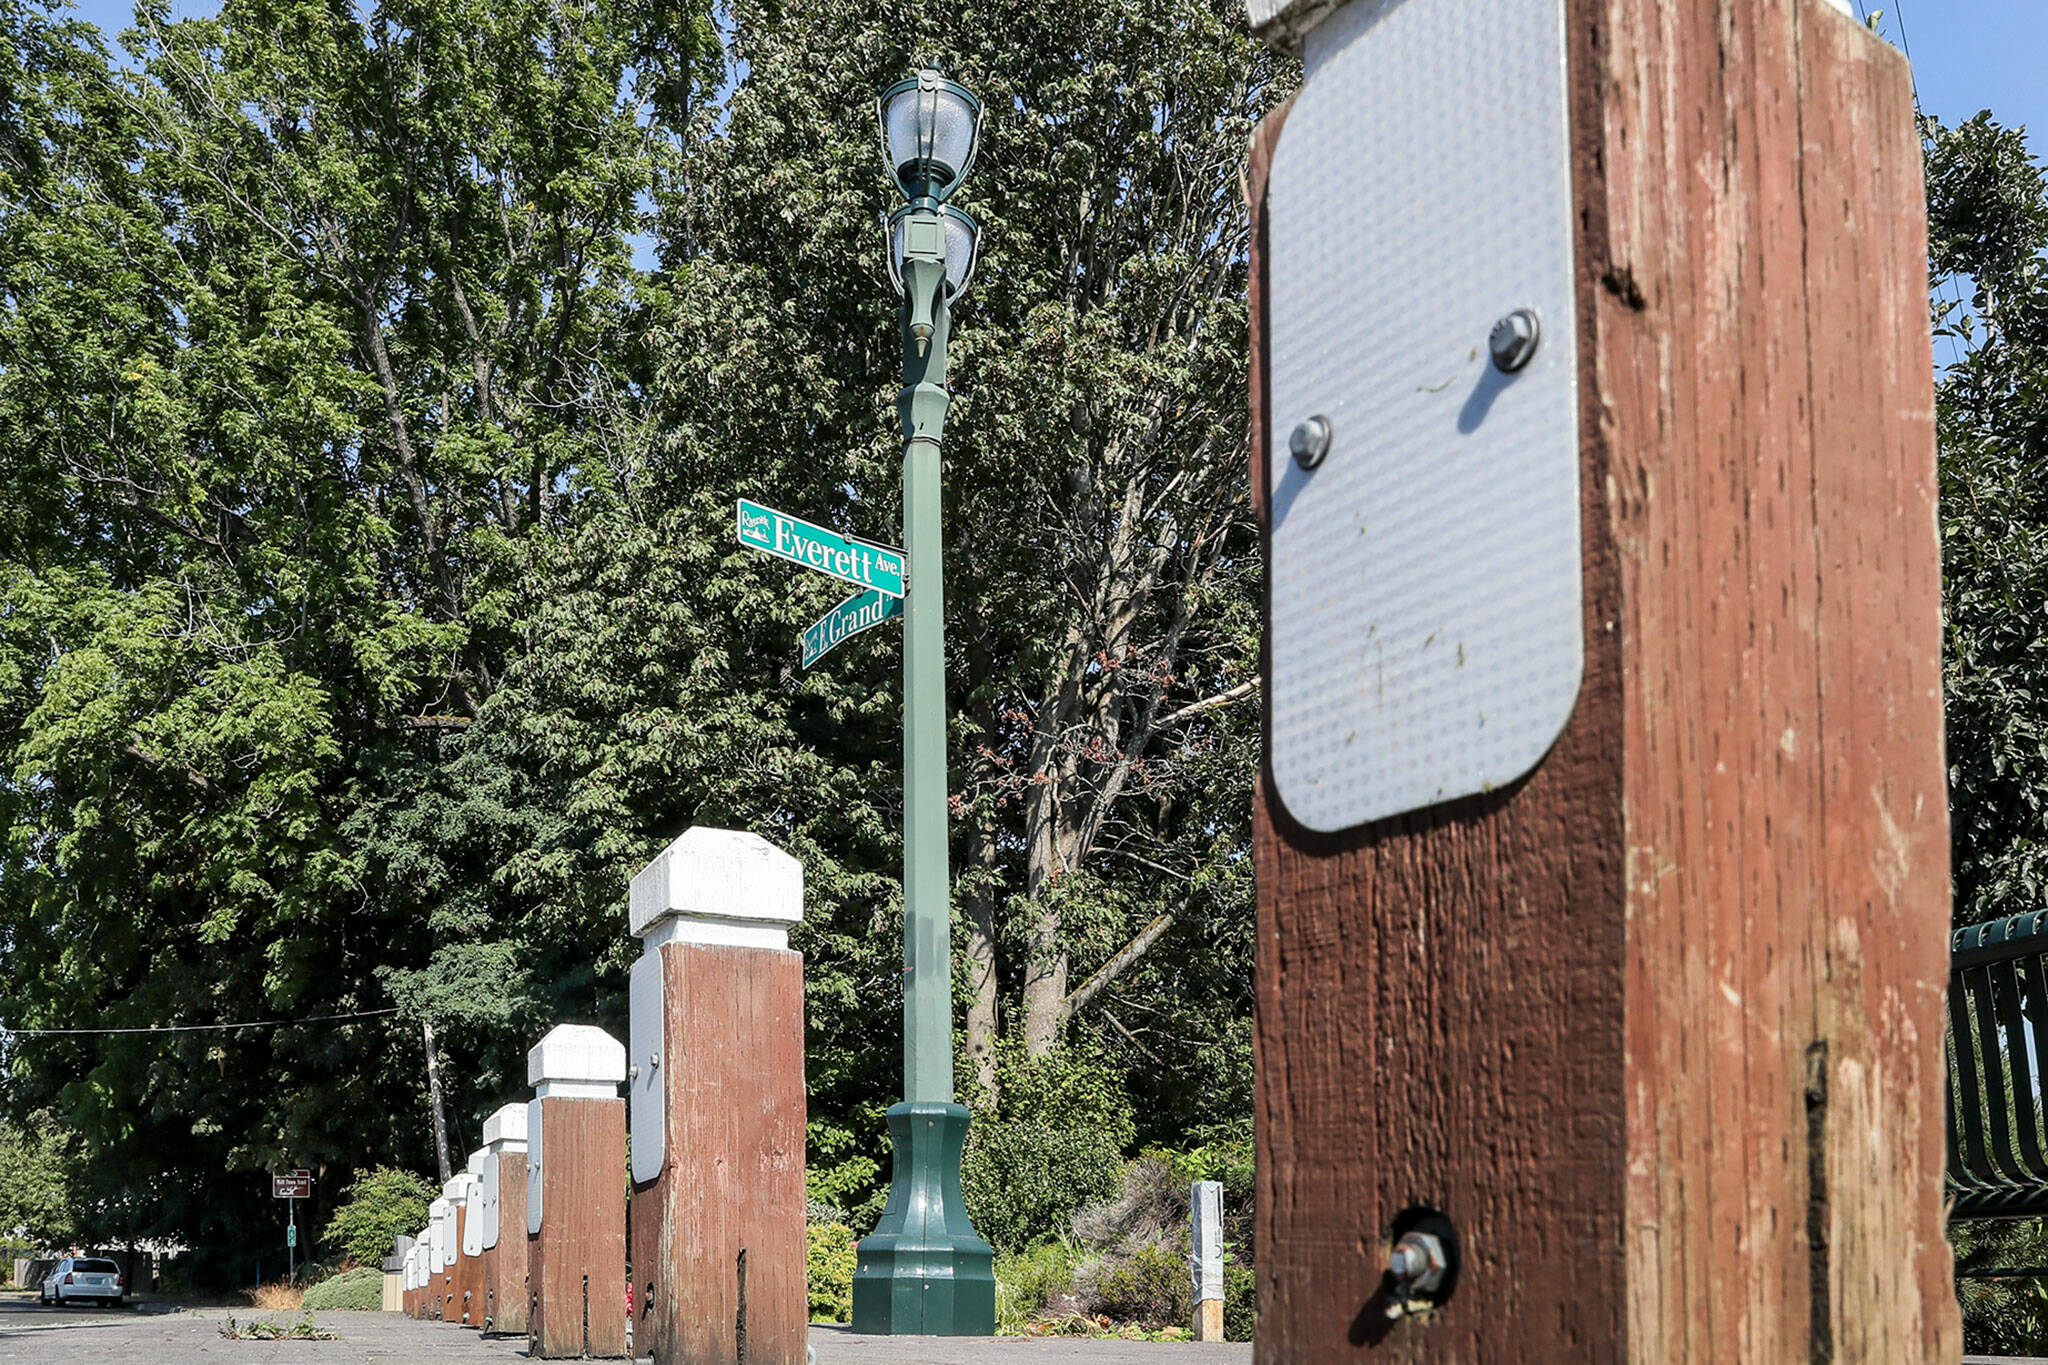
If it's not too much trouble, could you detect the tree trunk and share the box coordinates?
[422,1020,453,1184]
[961,813,1000,1102]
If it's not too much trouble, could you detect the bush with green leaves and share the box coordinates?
[994,1240,1079,1333]
[1223,1261,1256,1342]
[321,1168,435,1268]
[300,1265,383,1311]
[806,1222,856,1323]
[1078,1241,1190,1327]
[961,1045,1135,1253]
[1954,1218,2048,1354]
[962,1124,1125,1255]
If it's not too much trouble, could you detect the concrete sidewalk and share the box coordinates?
[0,1292,1252,1363]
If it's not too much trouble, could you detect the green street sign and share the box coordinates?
[287,1224,297,1248]
[802,589,903,668]
[736,498,905,598]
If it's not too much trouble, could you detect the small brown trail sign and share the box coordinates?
[272,1172,312,1199]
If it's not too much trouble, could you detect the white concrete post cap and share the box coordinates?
[482,1102,529,1148]
[428,1199,450,1218]
[443,1174,476,1201]
[527,1023,626,1089]
[465,1147,487,1177]
[628,827,802,949]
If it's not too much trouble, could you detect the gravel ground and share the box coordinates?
[0,1293,1252,1364]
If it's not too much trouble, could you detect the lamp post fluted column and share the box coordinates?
[849,69,997,1337]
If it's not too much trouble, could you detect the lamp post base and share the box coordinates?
[850,1102,996,1335]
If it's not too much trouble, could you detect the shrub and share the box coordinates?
[806,1222,856,1323]
[962,1122,1125,1253]
[1223,1260,1256,1341]
[1955,1218,2048,1354]
[322,1167,436,1267]
[1077,1241,1190,1327]
[994,1239,1078,1333]
[301,1265,382,1311]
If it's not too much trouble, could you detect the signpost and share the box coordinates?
[801,589,902,668]
[273,1171,311,1284]
[735,498,905,599]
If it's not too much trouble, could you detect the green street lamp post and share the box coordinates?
[849,68,998,1337]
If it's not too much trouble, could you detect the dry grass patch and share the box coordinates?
[242,1282,304,1312]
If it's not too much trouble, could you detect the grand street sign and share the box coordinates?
[736,498,905,598]
[802,589,903,668]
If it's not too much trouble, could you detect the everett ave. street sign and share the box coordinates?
[802,589,903,668]
[736,498,905,598]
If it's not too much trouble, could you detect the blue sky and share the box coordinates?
[1859,0,2047,155]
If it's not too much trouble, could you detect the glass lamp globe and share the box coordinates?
[877,69,983,203]
[886,205,981,299]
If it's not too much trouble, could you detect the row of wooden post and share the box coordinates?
[393,828,809,1364]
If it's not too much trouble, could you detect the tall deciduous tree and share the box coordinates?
[1931,112,2048,924]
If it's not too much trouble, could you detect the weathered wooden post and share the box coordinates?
[402,1242,419,1317]
[1243,0,1959,1358]
[1190,1181,1225,1342]
[525,1024,629,1359]
[440,1173,478,1325]
[479,1102,530,1334]
[459,1156,488,1325]
[417,1225,435,1318]
[626,828,808,1365]
[427,1196,451,1320]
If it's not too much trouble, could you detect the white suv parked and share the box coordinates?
[38,1257,125,1307]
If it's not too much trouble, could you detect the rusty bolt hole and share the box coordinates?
[1385,1206,1460,1320]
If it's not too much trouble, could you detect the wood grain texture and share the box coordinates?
[630,943,809,1365]
[452,1204,480,1326]
[528,1097,628,1359]
[487,1151,530,1335]
[1251,0,1958,1359]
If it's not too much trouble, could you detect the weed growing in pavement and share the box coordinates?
[218,1312,336,1341]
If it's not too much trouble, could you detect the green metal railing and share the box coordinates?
[1947,910,2048,1221]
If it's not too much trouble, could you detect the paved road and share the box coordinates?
[0,1294,1252,1363]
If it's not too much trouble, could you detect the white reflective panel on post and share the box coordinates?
[629,949,666,1184]
[1264,0,1582,833]
[461,1178,483,1258]
[525,1097,544,1235]
[480,1150,501,1250]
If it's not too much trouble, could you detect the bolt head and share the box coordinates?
[1289,414,1333,470]
[1489,308,1541,373]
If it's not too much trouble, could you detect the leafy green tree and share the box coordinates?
[321,1166,434,1267]
[0,0,1283,1262]
[0,1116,78,1246]
[1931,112,2048,924]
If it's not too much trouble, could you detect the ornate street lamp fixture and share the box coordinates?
[847,68,998,1338]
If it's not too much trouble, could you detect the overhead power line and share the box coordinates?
[2,1007,401,1036]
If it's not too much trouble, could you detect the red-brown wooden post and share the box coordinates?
[1244,0,1959,1358]
[627,828,808,1365]
[479,1103,530,1335]
[457,1156,487,1325]
[438,1173,476,1325]
[525,1025,629,1359]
